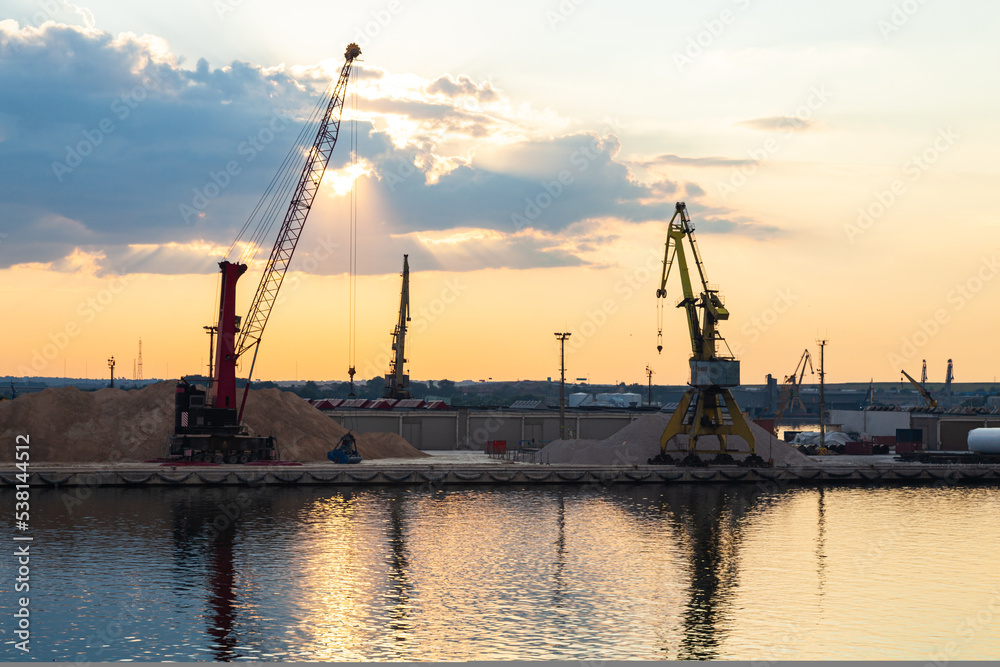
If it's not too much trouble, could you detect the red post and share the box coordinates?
[212,261,247,409]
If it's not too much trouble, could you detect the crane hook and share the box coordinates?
[657,331,663,355]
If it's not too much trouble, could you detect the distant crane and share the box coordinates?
[920,359,927,385]
[772,348,813,436]
[945,358,954,395]
[863,378,876,408]
[107,356,115,388]
[901,368,938,408]
[383,255,411,399]
[653,202,756,459]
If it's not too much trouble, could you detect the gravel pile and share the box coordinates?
[540,411,813,466]
[0,382,427,463]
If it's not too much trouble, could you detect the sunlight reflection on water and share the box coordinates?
[4,483,1000,660]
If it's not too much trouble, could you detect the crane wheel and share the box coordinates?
[678,453,708,468]
[709,453,736,466]
[212,452,224,464]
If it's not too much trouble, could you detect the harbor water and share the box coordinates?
[3,482,1000,661]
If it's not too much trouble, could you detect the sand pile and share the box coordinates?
[0,382,427,463]
[540,411,812,466]
[242,387,427,461]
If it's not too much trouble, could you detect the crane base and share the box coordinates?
[168,433,277,464]
[660,386,757,455]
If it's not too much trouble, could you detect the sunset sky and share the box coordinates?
[2,0,998,385]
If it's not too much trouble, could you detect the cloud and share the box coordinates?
[687,211,784,239]
[101,242,229,275]
[426,74,499,103]
[684,182,706,198]
[737,116,816,132]
[64,1,96,29]
[368,132,678,235]
[639,153,755,168]
[0,20,780,278]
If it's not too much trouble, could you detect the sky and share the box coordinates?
[2,0,999,385]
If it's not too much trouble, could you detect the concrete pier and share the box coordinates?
[4,459,1000,488]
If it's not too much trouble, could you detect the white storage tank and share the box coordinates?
[967,428,1000,454]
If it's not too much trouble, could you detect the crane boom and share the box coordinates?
[384,255,411,399]
[236,43,361,360]
[657,203,729,361]
[902,369,938,408]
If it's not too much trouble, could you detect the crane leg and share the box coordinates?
[722,389,756,456]
[660,388,695,454]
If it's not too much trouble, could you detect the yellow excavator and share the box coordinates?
[652,202,759,466]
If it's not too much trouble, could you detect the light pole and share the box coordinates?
[817,339,828,448]
[646,365,654,406]
[204,325,217,384]
[554,333,571,439]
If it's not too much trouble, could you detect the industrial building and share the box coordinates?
[312,399,647,450]
[829,407,1000,451]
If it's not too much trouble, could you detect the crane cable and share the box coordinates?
[205,83,331,378]
[656,299,664,353]
[347,65,359,394]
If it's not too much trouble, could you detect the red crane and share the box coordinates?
[170,43,361,463]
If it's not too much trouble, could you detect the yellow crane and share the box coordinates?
[901,368,938,408]
[772,349,813,436]
[654,202,756,458]
[383,255,411,399]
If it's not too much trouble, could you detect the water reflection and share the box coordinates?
[662,486,751,660]
[168,492,240,661]
[166,488,279,661]
[385,492,413,654]
[816,487,827,595]
[552,493,567,609]
[15,483,1000,661]
[595,484,778,660]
